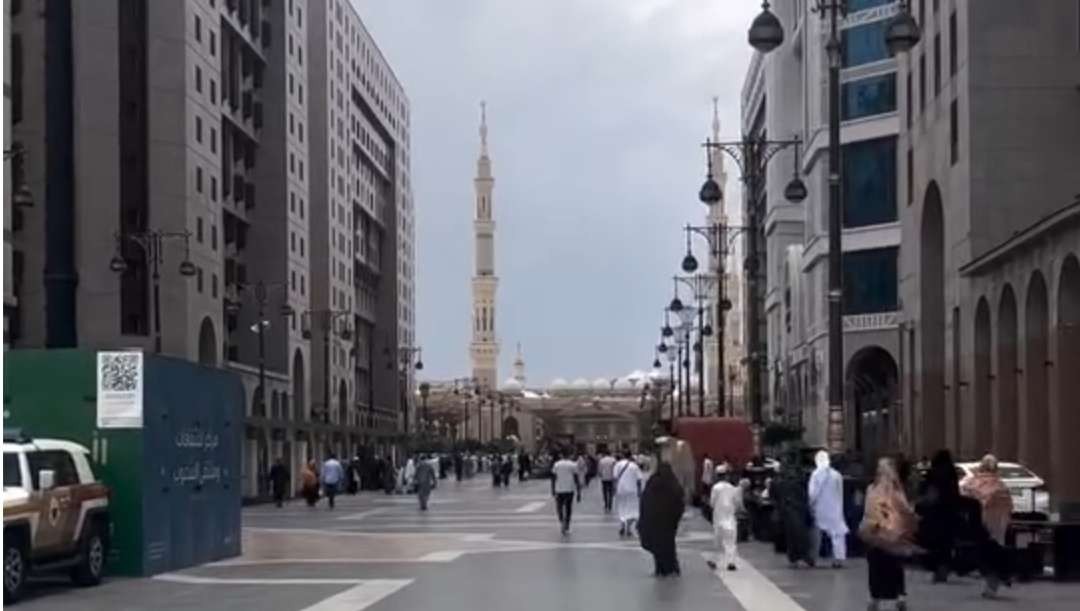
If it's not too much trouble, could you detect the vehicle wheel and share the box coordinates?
[4,536,28,604]
[71,525,105,587]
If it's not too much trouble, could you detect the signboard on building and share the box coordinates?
[96,351,144,428]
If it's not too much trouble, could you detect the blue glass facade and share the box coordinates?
[842,21,890,67]
[843,248,899,315]
[841,73,897,120]
[842,136,897,228]
[847,0,893,12]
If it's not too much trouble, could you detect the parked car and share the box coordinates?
[956,460,1050,517]
[3,432,111,603]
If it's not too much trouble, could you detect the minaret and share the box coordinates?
[512,343,526,386]
[470,102,499,390]
[705,97,731,404]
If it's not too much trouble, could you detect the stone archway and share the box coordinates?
[503,416,520,439]
[292,349,306,421]
[1055,255,1080,507]
[996,285,1019,460]
[919,184,946,454]
[973,298,992,456]
[1024,272,1050,478]
[847,346,899,463]
[198,317,217,366]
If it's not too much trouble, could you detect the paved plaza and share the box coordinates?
[16,477,1080,610]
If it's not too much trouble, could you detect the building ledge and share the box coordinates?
[959,196,1080,277]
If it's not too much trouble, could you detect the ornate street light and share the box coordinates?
[748,1,784,54]
[886,1,921,56]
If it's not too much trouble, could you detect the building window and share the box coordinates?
[195,14,201,42]
[933,33,942,96]
[289,73,294,94]
[918,53,926,112]
[842,136,897,228]
[210,31,216,57]
[196,217,204,242]
[841,73,896,120]
[211,274,218,299]
[210,127,217,153]
[195,115,203,143]
[950,98,959,164]
[11,34,23,124]
[949,12,958,76]
[291,231,296,252]
[300,238,305,257]
[290,192,296,212]
[210,79,216,104]
[210,176,217,202]
[300,199,305,219]
[300,275,305,296]
[842,247,899,314]
[211,225,218,251]
[291,270,296,291]
[195,65,202,93]
[196,166,203,193]
[196,267,204,293]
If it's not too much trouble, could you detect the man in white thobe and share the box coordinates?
[707,465,743,571]
[613,451,643,537]
[807,450,849,568]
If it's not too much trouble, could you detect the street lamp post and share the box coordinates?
[225,281,293,415]
[747,0,920,450]
[109,230,197,353]
[673,273,719,417]
[397,346,424,437]
[301,309,352,424]
[418,382,431,439]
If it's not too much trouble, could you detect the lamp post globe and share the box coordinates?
[179,260,197,277]
[658,342,668,354]
[669,297,684,313]
[702,324,713,337]
[662,322,674,337]
[652,357,662,369]
[748,1,784,54]
[109,255,128,274]
[784,176,808,203]
[682,253,699,273]
[699,176,722,205]
[13,184,33,208]
[885,8,921,56]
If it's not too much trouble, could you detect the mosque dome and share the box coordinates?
[571,377,591,390]
[549,378,569,391]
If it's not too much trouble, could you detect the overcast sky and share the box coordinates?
[357,0,759,386]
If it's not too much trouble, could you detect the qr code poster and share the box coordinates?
[97,351,144,429]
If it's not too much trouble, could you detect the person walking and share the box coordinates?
[415,454,436,511]
[701,453,715,499]
[269,457,290,508]
[454,453,464,482]
[301,460,320,507]
[575,453,588,489]
[917,449,961,583]
[859,457,920,611]
[551,450,581,536]
[404,456,417,494]
[321,453,345,510]
[961,454,1013,598]
[773,456,814,567]
[614,450,644,537]
[639,462,686,577]
[597,450,617,513]
[707,465,744,571]
[809,450,850,568]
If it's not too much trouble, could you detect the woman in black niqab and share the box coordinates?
[639,462,686,577]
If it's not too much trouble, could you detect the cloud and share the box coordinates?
[356,0,756,385]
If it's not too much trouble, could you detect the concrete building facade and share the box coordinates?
[898,0,1080,509]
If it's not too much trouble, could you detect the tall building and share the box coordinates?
[7,0,416,498]
[898,0,1080,507]
[4,1,15,346]
[306,0,415,449]
[470,103,499,390]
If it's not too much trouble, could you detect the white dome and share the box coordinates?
[626,370,646,385]
[571,377,591,390]
[500,378,523,391]
[613,377,632,390]
[647,369,665,381]
[591,377,609,390]
[549,378,569,390]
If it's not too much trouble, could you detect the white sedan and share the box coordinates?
[956,461,1050,516]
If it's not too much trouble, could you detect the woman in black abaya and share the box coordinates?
[639,462,686,577]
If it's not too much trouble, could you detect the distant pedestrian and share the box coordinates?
[518,452,531,482]
[859,457,919,611]
[415,454,436,511]
[501,454,513,487]
[597,450,617,513]
[707,465,743,571]
[639,462,685,577]
[321,453,345,510]
[576,454,588,489]
[346,456,360,495]
[701,453,715,498]
[454,453,464,482]
[381,455,396,494]
[404,457,417,493]
[269,458,290,508]
[961,454,1013,598]
[301,460,320,507]
[809,450,849,568]
[551,450,581,536]
[614,450,643,537]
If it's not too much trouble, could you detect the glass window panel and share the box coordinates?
[842,247,898,314]
[841,73,896,120]
[842,21,889,67]
[847,0,892,12]
[842,136,898,227]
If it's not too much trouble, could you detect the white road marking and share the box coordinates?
[335,508,387,521]
[418,550,465,562]
[298,579,412,611]
[154,574,366,585]
[206,557,457,567]
[513,501,547,513]
[703,552,807,611]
